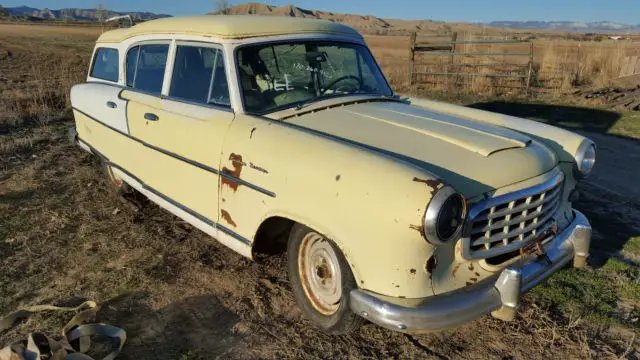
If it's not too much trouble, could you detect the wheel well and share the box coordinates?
[252,216,295,257]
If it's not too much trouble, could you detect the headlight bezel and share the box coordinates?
[423,185,467,246]
[574,140,596,177]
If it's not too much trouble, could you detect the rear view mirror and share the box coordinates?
[306,51,327,64]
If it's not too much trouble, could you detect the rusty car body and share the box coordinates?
[69,15,594,333]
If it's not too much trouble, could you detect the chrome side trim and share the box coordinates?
[77,136,216,226]
[72,107,275,198]
[349,210,591,333]
[215,223,252,245]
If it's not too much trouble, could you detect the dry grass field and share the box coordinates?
[1,23,639,359]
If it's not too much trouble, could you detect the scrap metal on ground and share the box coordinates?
[582,86,640,111]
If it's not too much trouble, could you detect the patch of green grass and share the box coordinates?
[529,267,618,325]
[530,256,640,327]
[609,111,640,139]
[178,350,201,360]
[622,236,640,255]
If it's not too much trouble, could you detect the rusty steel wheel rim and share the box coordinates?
[298,232,342,315]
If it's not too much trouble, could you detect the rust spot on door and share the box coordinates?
[413,177,442,196]
[221,153,244,191]
[220,209,237,227]
[468,263,474,271]
[409,224,424,234]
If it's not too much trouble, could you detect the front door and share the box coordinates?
[122,42,234,225]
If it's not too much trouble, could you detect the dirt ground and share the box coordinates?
[1,24,639,359]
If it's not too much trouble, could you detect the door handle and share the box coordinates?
[106,101,117,109]
[144,113,159,121]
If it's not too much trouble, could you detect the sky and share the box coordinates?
[1,0,639,24]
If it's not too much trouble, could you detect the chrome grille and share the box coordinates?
[462,173,564,260]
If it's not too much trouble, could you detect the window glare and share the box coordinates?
[237,41,391,114]
[126,44,168,95]
[169,45,230,107]
[91,48,119,82]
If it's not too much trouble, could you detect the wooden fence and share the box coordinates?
[409,32,535,93]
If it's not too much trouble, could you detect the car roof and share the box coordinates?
[96,15,363,43]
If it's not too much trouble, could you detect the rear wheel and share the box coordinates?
[287,224,364,333]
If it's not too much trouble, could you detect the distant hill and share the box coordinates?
[212,2,640,36]
[487,21,640,33]
[2,5,170,21]
[210,3,394,29]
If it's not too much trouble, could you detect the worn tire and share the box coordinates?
[287,223,364,334]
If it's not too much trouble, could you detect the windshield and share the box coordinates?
[237,41,392,114]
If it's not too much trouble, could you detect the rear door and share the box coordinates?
[71,46,137,171]
[121,41,234,225]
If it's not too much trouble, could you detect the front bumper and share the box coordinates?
[349,209,591,333]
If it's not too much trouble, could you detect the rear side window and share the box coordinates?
[126,44,169,95]
[169,45,230,107]
[91,48,119,82]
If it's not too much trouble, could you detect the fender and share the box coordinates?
[218,114,446,298]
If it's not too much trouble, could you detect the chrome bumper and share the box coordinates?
[349,210,591,333]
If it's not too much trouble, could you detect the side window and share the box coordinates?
[90,48,119,82]
[169,45,230,107]
[126,44,168,95]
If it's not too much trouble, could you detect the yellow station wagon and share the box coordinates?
[70,15,595,333]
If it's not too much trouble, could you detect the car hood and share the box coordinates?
[276,100,557,197]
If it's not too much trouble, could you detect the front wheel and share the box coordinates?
[287,224,364,333]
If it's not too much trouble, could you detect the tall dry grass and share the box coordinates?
[538,40,632,95]
[369,32,638,97]
[0,24,94,159]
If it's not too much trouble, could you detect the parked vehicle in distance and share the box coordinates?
[70,15,595,334]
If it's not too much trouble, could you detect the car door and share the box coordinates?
[121,41,234,225]
[71,46,138,171]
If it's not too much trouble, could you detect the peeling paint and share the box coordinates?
[409,268,417,274]
[409,224,424,234]
[221,153,243,191]
[425,254,437,275]
[220,209,237,227]
[451,263,461,277]
[413,177,442,196]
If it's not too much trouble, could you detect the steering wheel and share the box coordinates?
[321,75,363,95]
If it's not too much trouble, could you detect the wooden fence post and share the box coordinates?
[525,40,534,95]
[449,32,458,65]
[409,31,417,86]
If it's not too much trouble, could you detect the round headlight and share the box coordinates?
[575,141,596,177]
[424,186,466,246]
